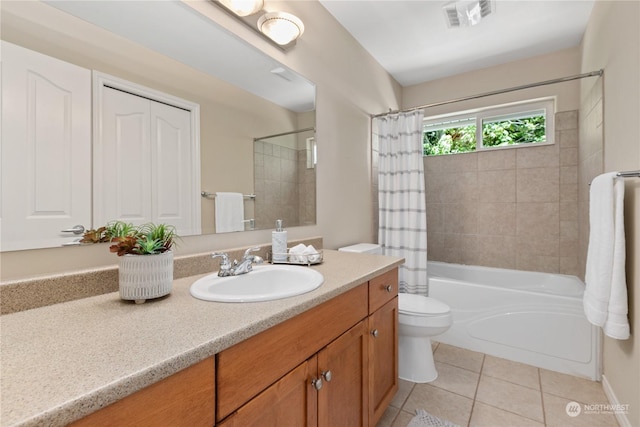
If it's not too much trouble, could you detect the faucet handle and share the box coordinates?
[243,246,260,258]
[211,252,231,268]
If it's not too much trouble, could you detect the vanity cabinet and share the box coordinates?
[368,268,399,425]
[217,267,399,427]
[69,357,215,427]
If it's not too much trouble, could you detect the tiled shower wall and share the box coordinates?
[254,141,316,230]
[578,80,604,280]
[373,111,582,276]
[254,141,300,230]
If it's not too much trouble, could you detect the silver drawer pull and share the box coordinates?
[371,329,379,338]
[311,378,323,390]
[321,370,332,382]
[385,285,393,293]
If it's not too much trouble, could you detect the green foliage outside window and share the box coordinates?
[423,115,546,156]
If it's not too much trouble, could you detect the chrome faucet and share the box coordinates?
[211,247,264,277]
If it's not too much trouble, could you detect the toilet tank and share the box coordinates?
[338,243,382,255]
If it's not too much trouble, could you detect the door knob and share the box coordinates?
[61,225,85,235]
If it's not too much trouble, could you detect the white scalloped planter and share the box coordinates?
[118,251,173,304]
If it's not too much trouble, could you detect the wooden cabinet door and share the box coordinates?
[1,41,91,250]
[317,320,368,427]
[220,358,318,427]
[368,297,399,426]
[70,358,215,427]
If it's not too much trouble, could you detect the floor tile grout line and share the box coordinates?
[466,353,486,426]
[538,367,547,426]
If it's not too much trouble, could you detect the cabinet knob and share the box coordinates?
[311,378,323,391]
[385,285,393,293]
[321,370,332,382]
[371,329,379,338]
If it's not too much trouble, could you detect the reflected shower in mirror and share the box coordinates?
[253,127,316,230]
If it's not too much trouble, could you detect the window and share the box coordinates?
[423,99,555,156]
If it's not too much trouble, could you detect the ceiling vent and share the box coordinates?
[443,0,495,28]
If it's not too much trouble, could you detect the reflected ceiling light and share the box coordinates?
[443,0,495,27]
[257,11,305,45]
[218,0,264,17]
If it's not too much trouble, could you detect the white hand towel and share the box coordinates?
[303,245,321,263]
[583,172,629,339]
[289,243,307,263]
[215,192,244,233]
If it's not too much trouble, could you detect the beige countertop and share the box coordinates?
[0,250,403,427]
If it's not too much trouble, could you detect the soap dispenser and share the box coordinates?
[272,219,288,262]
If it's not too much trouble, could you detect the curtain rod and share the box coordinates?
[253,127,315,142]
[372,69,604,118]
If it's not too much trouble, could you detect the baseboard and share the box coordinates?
[602,374,632,427]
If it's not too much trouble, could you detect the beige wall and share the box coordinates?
[580,1,640,425]
[423,111,580,274]
[0,0,402,280]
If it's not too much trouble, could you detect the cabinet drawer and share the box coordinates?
[70,358,215,427]
[368,268,398,314]
[217,283,368,422]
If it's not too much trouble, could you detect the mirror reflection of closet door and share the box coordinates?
[0,41,91,251]
[95,86,198,234]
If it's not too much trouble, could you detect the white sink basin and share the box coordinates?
[190,265,324,302]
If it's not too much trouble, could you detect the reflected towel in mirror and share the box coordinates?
[215,192,244,233]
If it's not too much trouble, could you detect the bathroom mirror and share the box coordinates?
[0,0,316,250]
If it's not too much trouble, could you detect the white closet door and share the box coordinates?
[95,84,199,235]
[1,41,91,251]
[95,87,152,227]
[150,102,198,234]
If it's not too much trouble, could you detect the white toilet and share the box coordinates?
[338,243,453,383]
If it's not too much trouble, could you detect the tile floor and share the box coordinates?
[377,342,619,427]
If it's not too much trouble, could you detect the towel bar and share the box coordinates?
[201,192,256,199]
[616,170,640,178]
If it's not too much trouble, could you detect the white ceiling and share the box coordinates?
[319,0,595,86]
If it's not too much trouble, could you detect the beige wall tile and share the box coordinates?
[517,144,560,169]
[478,170,516,203]
[426,203,444,235]
[444,204,478,234]
[560,256,580,276]
[517,167,560,203]
[517,254,560,273]
[560,201,578,221]
[561,166,578,184]
[517,234,560,257]
[478,149,516,171]
[475,235,517,269]
[555,110,578,130]
[558,129,579,148]
[477,203,517,236]
[516,203,560,237]
[560,147,579,166]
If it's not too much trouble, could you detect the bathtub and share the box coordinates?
[427,261,601,380]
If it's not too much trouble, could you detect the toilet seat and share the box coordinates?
[399,293,450,316]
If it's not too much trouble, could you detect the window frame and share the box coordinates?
[423,97,556,155]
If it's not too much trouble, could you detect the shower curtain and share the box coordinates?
[377,110,428,296]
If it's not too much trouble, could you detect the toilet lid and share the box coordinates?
[399,293,450,315]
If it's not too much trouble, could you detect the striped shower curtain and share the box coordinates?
[377,110,428,296]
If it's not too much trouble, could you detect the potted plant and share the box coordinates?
[82,221,178,304]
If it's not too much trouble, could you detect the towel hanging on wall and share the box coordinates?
[583,172,629,340]
[215,192,244,233]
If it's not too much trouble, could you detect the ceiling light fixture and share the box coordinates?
[218,0,264,17]
[257,11,304,46]
[443,0,495,28]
